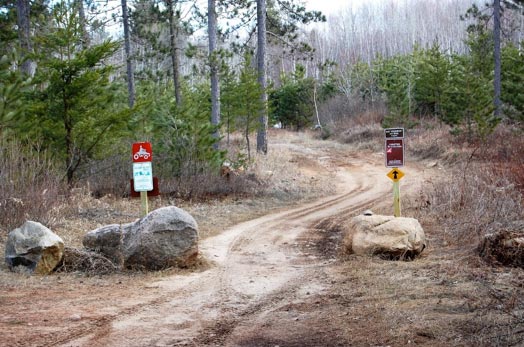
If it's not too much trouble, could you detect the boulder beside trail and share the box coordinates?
[343,213,426,259]
[83,206,199,270]
[5,221,65,274]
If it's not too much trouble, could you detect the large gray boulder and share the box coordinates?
[5,221,65,274]
[343,213,426,259]
[83,206,199,270]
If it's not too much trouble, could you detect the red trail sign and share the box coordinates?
[132,142,152,163]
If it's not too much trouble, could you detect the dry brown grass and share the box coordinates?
[405,125,524,253]
[331,253,524,346]
[56,247,119,275]
[407,124,453,161]
[0,140,67,235]
[417,168,523,244]
[336,123,384,152]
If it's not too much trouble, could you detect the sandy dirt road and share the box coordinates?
[52,152,400,347]
[3,138,522,346]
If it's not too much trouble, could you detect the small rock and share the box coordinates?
[70,314,82,321]
[363,210,374,216]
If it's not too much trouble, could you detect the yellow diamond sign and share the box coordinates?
[387,168,405,182]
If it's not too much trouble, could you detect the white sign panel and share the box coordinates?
[133,162,153,191]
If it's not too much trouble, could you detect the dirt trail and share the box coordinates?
[54,151,403,347]
[3,135,523,347]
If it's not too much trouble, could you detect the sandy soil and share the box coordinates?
[1,134,522,347]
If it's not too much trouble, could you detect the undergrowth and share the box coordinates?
[410,125,524,264]
[0,140,66,234]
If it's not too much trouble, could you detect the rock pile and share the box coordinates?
[4,206,199,274]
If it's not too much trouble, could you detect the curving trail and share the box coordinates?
[53,149,404,347]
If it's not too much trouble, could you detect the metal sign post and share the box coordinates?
[384,128,405,217]
[132,142,153,216]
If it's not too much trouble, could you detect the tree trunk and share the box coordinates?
[167,0,182,106]
[208,0,220,149]
[64,98,75,185]
[493,0,502,117]
[256,0,268,154]
[121,0,135,108]
[76,0,90,48]
[227,113,230,146]
[246,115,251,161]
[16,0,33,75]
[313,82,321,128]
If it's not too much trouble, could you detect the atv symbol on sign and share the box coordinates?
[133,145,151,161]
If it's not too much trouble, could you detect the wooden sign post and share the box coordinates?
[132,142,153,216]
[387,167,405,217]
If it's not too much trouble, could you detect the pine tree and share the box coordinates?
[0,52,29,136]
[208,0,220,148]
[445,54,496,140]
[501,44,524,123]
[220,63,239,146]
[413,43,451,119]
[27,1,129,184]
[270,65,315,130]
[152,83,224,179]
[121,0,135,108]
[375,54,417,128]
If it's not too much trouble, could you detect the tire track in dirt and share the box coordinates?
[192,196,385,346]
[57,158,393,347]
